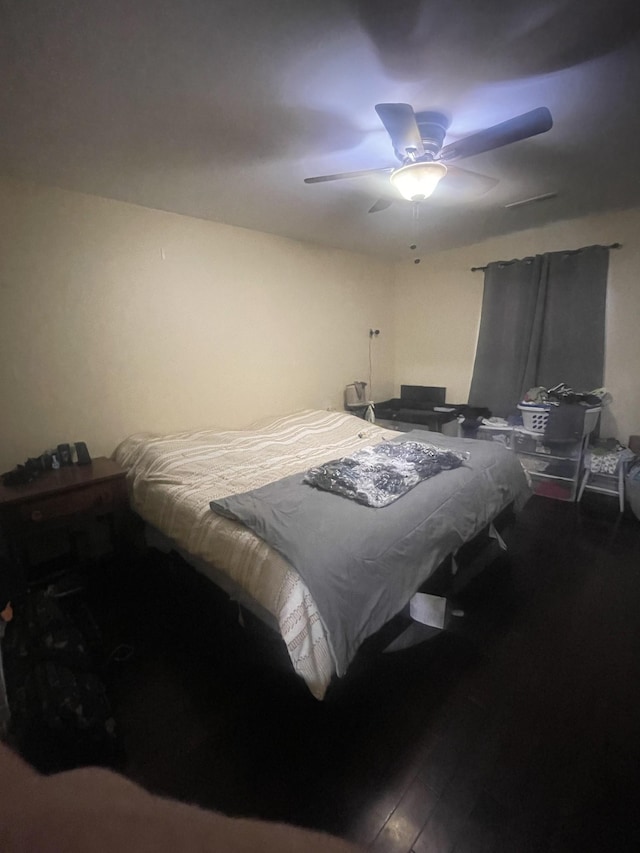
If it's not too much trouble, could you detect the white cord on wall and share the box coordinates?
[368,328,380,400]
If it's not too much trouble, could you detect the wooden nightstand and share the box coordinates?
[0,457,129,579]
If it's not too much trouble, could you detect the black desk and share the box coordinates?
[375,418,437,433]
[375,409,457,433]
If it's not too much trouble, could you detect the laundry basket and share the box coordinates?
[517,403,601,436]
[517,404,550,432]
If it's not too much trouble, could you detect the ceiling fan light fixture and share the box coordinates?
[390,161,447,201]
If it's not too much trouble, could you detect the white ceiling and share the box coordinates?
[2,0,640,261]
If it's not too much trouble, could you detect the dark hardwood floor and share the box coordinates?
[13,493,640,851]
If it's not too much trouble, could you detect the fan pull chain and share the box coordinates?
[410,201,421,264]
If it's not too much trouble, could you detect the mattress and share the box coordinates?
[113,409,529,699]
[113,410,397,699]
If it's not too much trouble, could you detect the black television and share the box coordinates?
[400,385,447,407]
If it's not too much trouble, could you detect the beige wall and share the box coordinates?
[393,207,640,444]
[0,178,395,472]
[2,174,638,475]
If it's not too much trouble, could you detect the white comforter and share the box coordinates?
[113,410,396,699]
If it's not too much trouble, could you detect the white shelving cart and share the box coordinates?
[513,404,601,502]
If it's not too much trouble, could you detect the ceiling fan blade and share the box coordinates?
[442,164,499,196]
[438,107,553,162]
[375,103,424,159]
[368,197,394,214]
[304,166,393,184]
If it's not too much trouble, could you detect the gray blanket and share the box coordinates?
[210,432,530,678]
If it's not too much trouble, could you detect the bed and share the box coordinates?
[113,409,530,699]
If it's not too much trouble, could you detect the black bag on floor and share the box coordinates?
[13,662,117,771]
[3,590,91,685]
[3,588,117,771]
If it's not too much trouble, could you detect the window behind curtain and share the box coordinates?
[468,245,609,418]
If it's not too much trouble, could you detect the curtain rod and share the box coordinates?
[470,242,622,272]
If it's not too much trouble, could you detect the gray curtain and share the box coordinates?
[468,245,609,418]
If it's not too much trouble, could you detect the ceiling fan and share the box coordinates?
[304,104,553,213]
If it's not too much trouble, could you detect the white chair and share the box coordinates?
[577,449,632,512]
